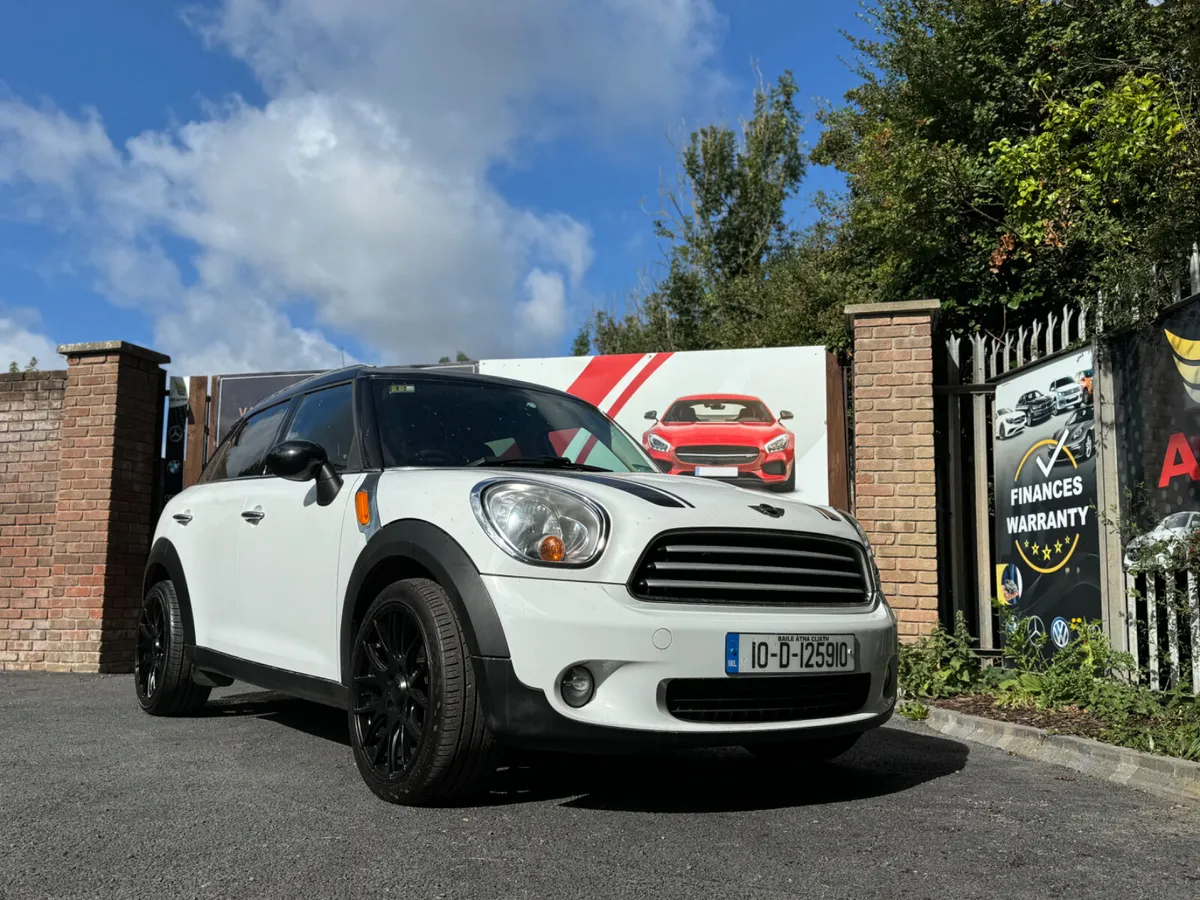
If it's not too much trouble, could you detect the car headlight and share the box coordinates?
[765,434,790,453]
[646,433,671,453]
[472,480,608,567]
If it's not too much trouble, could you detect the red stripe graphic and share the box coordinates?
[606,352,672,418]
[565,354,646,407]
[577,352,672,464]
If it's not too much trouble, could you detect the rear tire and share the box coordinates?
[348,578,499,806]
[745,733,860,765]
[135,580,212,716]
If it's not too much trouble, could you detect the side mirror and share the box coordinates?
[779,410,794,421]
[265,440,343,506]
[644,410,658,421]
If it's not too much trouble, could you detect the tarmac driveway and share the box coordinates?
[1,674,1198,899]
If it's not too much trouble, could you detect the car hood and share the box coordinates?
[648,421,789,446]
[371,466,862,583]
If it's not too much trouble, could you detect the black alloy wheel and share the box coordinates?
[135,591,168,702]
[352,605,430,779]
[134,580,211,716]
[347,578,500,806]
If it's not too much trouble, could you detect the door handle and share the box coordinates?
[241,508,265,524]
[172,511,193,525]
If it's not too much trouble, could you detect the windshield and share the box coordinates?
[1163,512,1193,530]
[662,398,773,423]
[1052,378,1073,389]
[370,376,657,472]
[1067,407,1093,426]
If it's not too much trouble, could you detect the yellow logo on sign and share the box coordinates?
[1012,439,1081,574]
[1165,328,1200,403]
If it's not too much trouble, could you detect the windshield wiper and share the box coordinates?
[466,454,611,473]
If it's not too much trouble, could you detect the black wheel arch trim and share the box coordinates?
[143,538,196,647]
[339,519,510,685]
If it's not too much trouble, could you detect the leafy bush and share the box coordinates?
[897,611,981,699]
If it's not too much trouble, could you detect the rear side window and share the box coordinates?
[282,383,356,471]
[202,402,291,482]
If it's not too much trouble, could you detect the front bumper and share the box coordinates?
[477,575,898,750]
[644,448,793,489]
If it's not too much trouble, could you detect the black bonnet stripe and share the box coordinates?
[562,473,693,508]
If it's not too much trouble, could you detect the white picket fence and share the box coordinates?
[1124,568,1200,693]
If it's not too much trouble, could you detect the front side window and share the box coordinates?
[282,382,356,471]
[202,401,292,482]
[370,377,656,472]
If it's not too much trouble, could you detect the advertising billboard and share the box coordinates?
[480,347,830,503]
[1111,294,1200,568]
[992,347,1101,645]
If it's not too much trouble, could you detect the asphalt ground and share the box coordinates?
[2,674,1199,900]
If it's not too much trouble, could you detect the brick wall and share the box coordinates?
[0,371,68,669]
[0,342,168,672]
[845,300,940,639]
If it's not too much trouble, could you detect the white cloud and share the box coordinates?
[0,305,59,371]
[0,0,724,373]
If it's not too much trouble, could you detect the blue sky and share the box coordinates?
[0,0,866,376]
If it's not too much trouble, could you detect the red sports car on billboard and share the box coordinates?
[642,394,795,491]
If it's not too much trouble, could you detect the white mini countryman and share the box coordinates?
[139,367,898,805]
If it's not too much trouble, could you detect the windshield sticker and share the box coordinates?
[389,384,415,393]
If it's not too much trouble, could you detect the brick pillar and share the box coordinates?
[48,341,169,673]
[845,300,940,640]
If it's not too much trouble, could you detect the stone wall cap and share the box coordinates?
[56,341,171,365]
[845,299,940,334]
[844,299,941,319]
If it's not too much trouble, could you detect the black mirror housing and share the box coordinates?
[779,410,794,421]
[645,410,657,420]
[265,440,328,482]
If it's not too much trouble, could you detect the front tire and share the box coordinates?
[745,733,861,765]
[135,580,212,716]
[348,578,499,806]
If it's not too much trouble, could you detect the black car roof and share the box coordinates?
[241,363,580,422]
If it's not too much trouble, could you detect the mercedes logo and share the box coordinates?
[749,503,785,519]
[168,425,184,443]
[1027,616,1045,641]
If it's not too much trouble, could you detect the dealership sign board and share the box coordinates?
[480,347,829,502]
[1111,294,1200,558]
[992,348,1102,643]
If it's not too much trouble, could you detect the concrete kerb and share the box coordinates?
[923,706,1200,803]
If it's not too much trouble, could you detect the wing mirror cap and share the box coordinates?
[644,410,658,420]
[265,440,328,481]
[778,410,794,421]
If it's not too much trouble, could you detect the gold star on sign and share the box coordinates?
[1024,540,1030,548]
[1054,540,1063,554]
[1032,543,1040,555]
[1043,546,1051,561]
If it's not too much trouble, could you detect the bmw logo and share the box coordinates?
[1050,617,1070,649]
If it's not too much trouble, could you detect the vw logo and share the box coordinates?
[1027,616,1045,641]
[1051,617,1070,648]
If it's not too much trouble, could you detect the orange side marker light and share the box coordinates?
[355,491,371,526]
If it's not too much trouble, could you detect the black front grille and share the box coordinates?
[676,445,760,465]
[665,673,870,723]
[630,529,870,605]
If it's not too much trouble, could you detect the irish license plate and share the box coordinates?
[725,633,855,675]
[696,466,738,477]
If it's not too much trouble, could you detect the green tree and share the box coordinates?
[812,0,1200,334]
[576,72,858,354]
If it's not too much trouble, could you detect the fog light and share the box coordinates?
[560,665,595,708]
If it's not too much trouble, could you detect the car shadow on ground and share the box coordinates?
[203,689,969,813]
